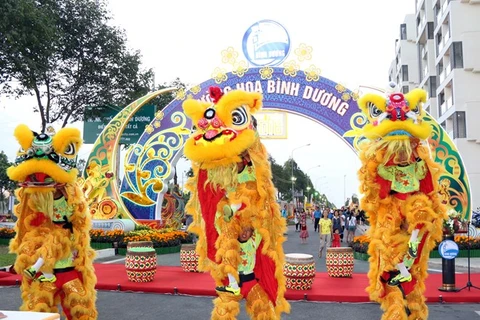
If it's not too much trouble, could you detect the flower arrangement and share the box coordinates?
[0,228,15,239]
[351,235,370,254]
[443,208,468,235]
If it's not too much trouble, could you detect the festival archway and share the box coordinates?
[84,67,471,227]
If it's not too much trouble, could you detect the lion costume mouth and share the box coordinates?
[19,173,57,187]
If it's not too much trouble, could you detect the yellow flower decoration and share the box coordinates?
[221,47,238,65]
[212,67,228,84]
[294,43,313,62]
[153,120,161,128]
[335,84,346,93]
[303,65,321,82]
[155,111,164,120]
[341,93,351,101]
[259,66,274,80]
[232,61,249,77]
[175,88,186,100]
[145,124,154,134]
[190,85,201,94]
[350,90,360,101]
[283,60,299,77]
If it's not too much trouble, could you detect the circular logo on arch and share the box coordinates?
[242,20,290,67]
[438,240,459,260]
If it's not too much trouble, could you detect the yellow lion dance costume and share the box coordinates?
[356,88,447,320]
[7,124,97,319]
[183,87,290,320]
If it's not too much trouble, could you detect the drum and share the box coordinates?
[326,247,354,277]
[283,253,316,290]
[125,246,157,282]
[180,243,200,272]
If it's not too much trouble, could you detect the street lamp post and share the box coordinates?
[291,143,311,208]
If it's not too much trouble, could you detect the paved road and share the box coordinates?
[2,223,480,319]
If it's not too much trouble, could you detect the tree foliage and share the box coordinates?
[0,0,154,131]
[0,151,16,213]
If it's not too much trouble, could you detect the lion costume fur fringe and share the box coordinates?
[356,89,447,320]
[183,88,290,320]
[7,124,97,319]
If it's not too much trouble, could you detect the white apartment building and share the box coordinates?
[390,0,480,212]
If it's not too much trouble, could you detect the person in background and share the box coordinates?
[281,205,288,220]
[294,209,300,232]
[346,210,357,244]
[332,210,342,241]
[313,206,321,232]
[318,209,332,258]
[299,209,309,244]
[331,228,341,248]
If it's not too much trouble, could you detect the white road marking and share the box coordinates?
[102,257,125,264]
[475,311,480,316]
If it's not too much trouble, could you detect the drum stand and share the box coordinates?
[456,221,480,292]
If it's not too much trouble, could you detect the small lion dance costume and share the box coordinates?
[7,124,97,319]
[356,89,446,320]
[183,87,290,320]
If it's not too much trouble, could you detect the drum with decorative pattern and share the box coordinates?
[326,247,354,277]
[180,243,200,272]
[283,253,316,290]
[125,246,157,282]
[127,241,153,250]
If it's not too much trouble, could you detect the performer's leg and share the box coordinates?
[380,288,409,320]
[61,277,97,319]
[19,281,58,313]
[388,262,412,286]
[245,283,276,320]
[405,286,428,320]
[211,291,242,320]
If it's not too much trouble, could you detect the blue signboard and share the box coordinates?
[242,20,291,66]
[438,240,459,260]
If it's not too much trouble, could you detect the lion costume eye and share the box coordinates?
[367,102,383,118]
[64,143,76,156]
[232,106,248,126]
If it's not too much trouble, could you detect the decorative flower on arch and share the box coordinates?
[221,46,238,65]
[212,67,228,84]
[283,60,300,77]
[304,65,321,82]
[294,43,313,62]
[259,67,274,80]
[232,60,249,77]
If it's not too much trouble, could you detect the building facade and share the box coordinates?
[390,0,480,212]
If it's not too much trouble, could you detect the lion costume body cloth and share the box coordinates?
[183,87,290,320]
[356,89,446,320]
[7,124,97,319]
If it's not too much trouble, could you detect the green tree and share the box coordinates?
[0,151,16,213]
[0,0,154,131]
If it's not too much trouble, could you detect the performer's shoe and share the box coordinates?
[38,275,57,283]
[23,267,37,280]
[387,273,412,286]
[408,240,420,258]
[216,285,240,296]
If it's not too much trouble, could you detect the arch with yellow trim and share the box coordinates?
[84,67,471,226]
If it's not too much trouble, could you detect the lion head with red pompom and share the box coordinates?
[182,87,262,167]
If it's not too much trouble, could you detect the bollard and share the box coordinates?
[438,234,458,292]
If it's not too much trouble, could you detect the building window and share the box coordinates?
[452,41,463,69]
[400,23,407,40]
[453,111,466,138]
[427,22,434,40]
[429,76,437,98]
[402,86,409,93]
[438,92,445,116]
[402,65,409,81]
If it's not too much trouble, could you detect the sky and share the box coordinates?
[0,0,416,207]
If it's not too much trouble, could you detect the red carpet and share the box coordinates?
[1,264,479,303]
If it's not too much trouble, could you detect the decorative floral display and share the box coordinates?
[351,235,369,254]
[443,208,468,235]
[0,227,192,248]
